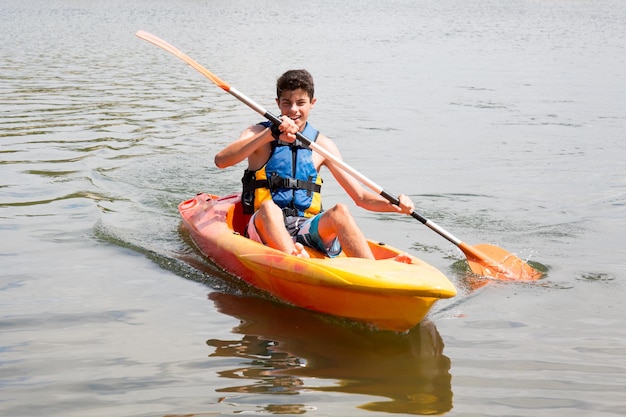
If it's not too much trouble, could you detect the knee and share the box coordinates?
[327,203,353,221]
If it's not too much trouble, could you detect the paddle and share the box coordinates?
[135,30,543,281]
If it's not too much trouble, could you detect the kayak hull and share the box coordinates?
[179,193,456,331]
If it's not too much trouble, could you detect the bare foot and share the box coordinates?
[291,242,310,258]
[394,253,413,264]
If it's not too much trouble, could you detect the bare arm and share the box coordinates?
[214,125,273,169]
[215,117,300,169]
[317,135,414,214]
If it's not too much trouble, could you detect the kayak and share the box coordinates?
[179,193,457,331]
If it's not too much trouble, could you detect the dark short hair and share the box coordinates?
[276,69,314,99]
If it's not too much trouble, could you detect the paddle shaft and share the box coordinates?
[135,30,545,281]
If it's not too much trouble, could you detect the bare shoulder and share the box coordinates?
[241,124,272,170]
[241,123,267,138]
[313,134,342,168]
[315,134,341,157]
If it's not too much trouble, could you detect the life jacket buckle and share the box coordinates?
[286,178,299,189]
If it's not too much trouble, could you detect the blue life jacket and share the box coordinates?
[241,121,323,217]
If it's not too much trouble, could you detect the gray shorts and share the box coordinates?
[246,211,342,257]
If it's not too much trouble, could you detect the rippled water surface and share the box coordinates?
[2,1,625,416]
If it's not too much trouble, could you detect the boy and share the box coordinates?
[214,69,414,259]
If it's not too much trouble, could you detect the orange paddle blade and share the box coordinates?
[135,31,231,91]
[459,243,543,281]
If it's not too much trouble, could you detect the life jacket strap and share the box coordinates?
[268,173,321,193]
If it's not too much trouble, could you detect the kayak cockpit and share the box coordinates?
[190,193,404,261]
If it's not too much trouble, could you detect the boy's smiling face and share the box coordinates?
[276,88,317,131]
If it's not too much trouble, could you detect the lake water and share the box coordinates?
[1,0,625,416]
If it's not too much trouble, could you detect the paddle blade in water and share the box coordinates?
[459,243,543,281]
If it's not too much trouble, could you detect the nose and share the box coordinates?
[287,102,299,115]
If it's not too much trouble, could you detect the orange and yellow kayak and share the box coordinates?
[179,193,457,332]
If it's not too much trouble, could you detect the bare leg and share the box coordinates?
[317,204,413,263]
[316,204,374,259]
[254,201,309,258]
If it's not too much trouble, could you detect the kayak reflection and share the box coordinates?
[207,292,453,415]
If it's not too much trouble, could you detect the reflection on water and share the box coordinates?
[206,292,452,415]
